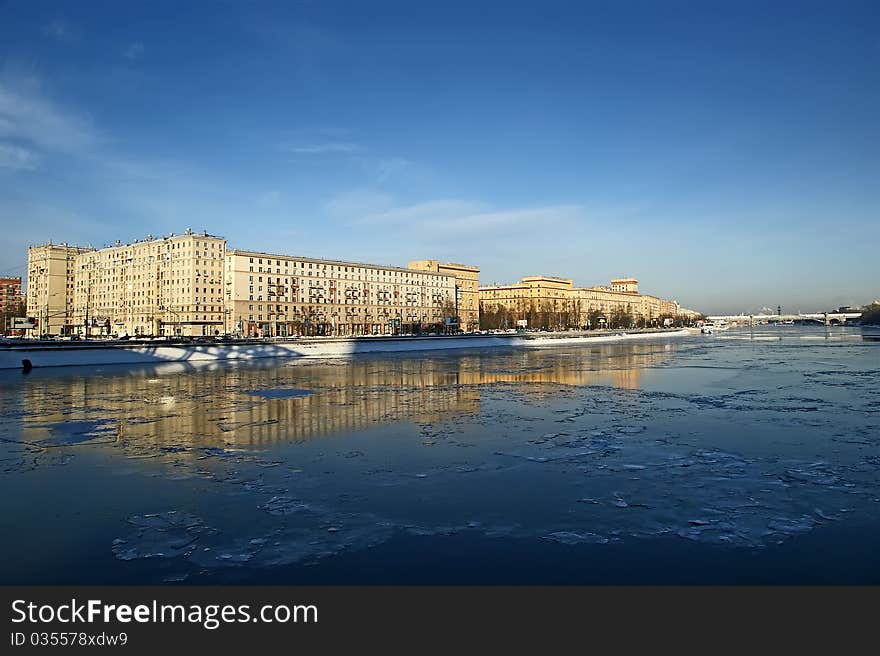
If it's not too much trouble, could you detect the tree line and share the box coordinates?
[861,303,880,325]
[478,301,693,331]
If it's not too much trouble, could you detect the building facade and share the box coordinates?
[479,276,686,329]
[71,230,227,337]
[1,276,23,334]
[610,277,639,294]
[26,243,93,336]
[225,250,457,337]
[407,260,480,330]
[25,230,695,338]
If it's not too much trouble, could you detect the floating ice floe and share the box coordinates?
[112,512,215,561]
[261,496,312,515]
[543,531,610,545]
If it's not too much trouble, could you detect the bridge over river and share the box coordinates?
[706,312,862,325]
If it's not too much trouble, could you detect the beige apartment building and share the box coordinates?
[28,229,696,338]
[479,276,574,328]
[479,276,685,329]
[225,250,458,337]
[70,230,227,337]
[408,260,480,330]
[26,243,93,335]
[26,232,467,339]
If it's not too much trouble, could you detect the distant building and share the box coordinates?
[479,276,691,329]
[407,260,480,330]
[610,277,639,294]
[1,276,23,333]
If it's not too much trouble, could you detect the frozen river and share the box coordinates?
[1,325,878,584]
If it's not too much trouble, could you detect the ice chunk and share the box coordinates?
[543,531,610,545]
[261,496,311,515]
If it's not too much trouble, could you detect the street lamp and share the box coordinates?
[454,284,460,333]
[42,292,60,339]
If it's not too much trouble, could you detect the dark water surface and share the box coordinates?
[2,326,878,584]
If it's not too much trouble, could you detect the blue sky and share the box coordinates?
[0,0,877,314]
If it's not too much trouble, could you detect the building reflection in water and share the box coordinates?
[14,342,675,448]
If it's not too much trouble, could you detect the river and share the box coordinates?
[1,324,878,583]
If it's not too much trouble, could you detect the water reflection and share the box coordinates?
[6,343,676,449]
[2,328,880,584]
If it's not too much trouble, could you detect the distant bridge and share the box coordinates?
[706,312,862,325]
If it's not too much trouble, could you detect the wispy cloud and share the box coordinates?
[0,143,39,170]
[283,141,361,154]
[123,42,145,61]
[0,75,98,155]
[355,199,582,235]
[41,20,79,43]
[256,190,281,208]
[324,188,396,219]
[366,156,414,184]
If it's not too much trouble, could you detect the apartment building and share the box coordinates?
[26,243,93,335]
[407,260,480,330]
[610,277,639,294]
[225,250,457,337]
[72,230,227,337]
[478,276,576,324]
[1,276,23,333]
[479,276,684,329]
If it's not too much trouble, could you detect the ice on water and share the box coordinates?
[0,327,878,580]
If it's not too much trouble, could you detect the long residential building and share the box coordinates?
[225,250,458,337]
[25,231,468,337]
[479,275,689,329]
[24,229,691,337]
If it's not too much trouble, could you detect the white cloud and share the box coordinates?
[123,42,145,61]
[366,156,414,184]
[257,190,281,207]
[41,20,78,43]
[356,199,582,235]
[0,76,98,154]
[355,199,483,224]
[0,143,39,170]
[283,142,360,154]
[324,188,396,219]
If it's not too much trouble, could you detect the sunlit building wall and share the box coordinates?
[26,243,93,335]
[225,250,457,337]
[72,230,227,337]
[407,260,480,330]
[479,276,686,327]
